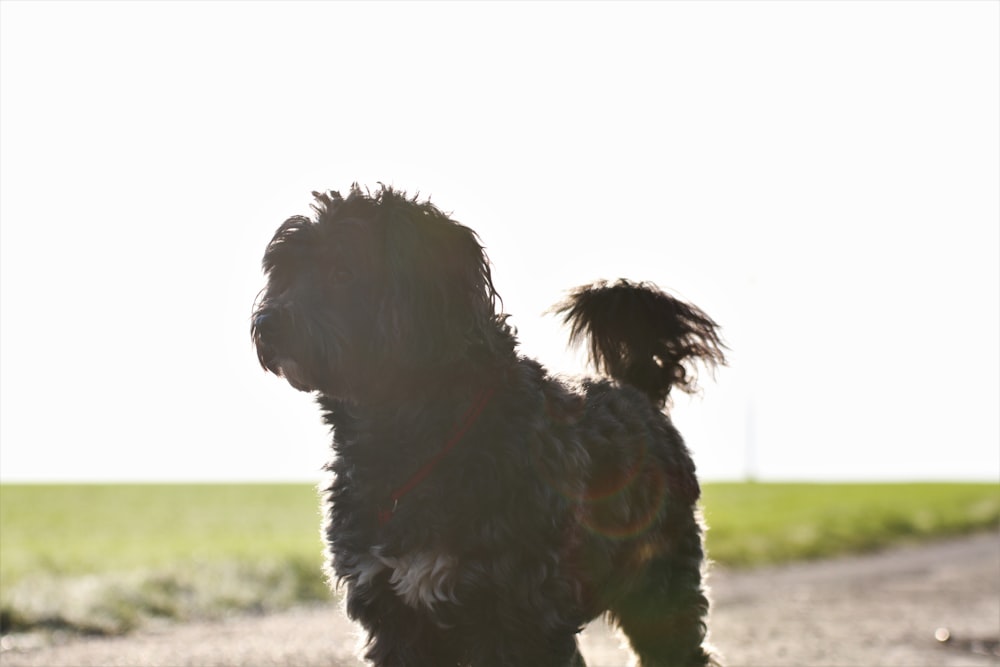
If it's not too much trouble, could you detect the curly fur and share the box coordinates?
[252,184,726,666]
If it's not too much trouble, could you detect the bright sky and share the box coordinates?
[1,1,997,483]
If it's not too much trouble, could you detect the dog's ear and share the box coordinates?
[378,198,498,368]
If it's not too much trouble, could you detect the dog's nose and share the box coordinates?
[252,311,278,341]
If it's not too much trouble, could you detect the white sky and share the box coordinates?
[1,1,997,483]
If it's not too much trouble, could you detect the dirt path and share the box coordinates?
[2,533,997,667]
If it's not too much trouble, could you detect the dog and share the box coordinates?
[252,185,726,666]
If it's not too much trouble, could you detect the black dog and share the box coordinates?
[252,185,725,666]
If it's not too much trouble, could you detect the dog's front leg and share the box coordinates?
[344,577,460,667]
[463,632,587,667]
[454,612,587,667]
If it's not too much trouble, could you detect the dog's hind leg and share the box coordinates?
[607,521,714,667]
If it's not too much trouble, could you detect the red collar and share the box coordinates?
[378,387,495,526]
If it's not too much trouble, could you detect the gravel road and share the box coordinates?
[2,532,997,667]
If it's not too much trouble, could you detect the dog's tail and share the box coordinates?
[554,279,726,408]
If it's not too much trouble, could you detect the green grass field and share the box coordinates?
[0,484,329,634]
[1,482,997,634]
[0,484,324,582]
[701,482,1000,566]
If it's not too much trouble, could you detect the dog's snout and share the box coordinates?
[251,309,286,357]
[253,308,290,341]
[252,309,285,372]
[253,311,275,336]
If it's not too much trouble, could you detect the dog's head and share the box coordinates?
[251,185,504,399]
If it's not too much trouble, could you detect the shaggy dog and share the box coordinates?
[251,185,726,667]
